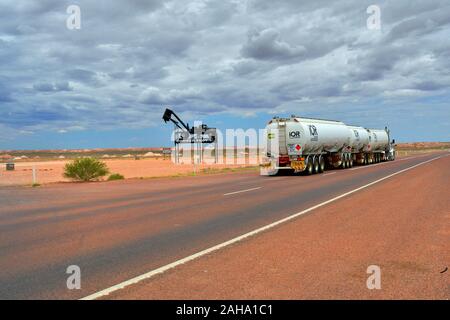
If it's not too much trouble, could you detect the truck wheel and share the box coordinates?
[318,156,325,173]
[349,157,353,168]
[341,155,346,169]
[313,157,319,173]
[306,158,314,175]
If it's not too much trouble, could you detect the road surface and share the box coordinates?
[0,152,448,299]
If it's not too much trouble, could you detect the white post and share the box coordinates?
[193,146,196,176]
[32,165,37,184]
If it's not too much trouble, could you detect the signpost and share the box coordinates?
[32,165,37,185]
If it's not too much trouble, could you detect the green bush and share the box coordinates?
[108,173,125,181]
[64,157,109,182]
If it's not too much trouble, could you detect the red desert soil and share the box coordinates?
[0,158,256,186]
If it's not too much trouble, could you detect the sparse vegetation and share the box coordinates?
[31,183,41,187]
[0,148,165,162]
[108,173,125,181]
[64,157,109,182]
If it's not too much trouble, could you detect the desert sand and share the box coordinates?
[0,158,257,186]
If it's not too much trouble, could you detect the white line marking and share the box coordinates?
[349,162,385,171]
[349,154,433,170]
[80,155,445,300]
[397,153,429,161]
[323,172,336,176]
[265,177,285,181]
[223,187,262,196]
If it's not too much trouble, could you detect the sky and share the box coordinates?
[1,0,450,150]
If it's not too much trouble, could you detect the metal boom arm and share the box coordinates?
[162,108,191,133]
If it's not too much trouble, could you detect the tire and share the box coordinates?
[349,157,353,168]
[341,154,346,169]
[267,169,279,176]
[306,157,313,175]
[313,157,320,173]
[318,156,325,173]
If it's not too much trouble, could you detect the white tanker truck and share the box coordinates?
[261,115,396,176]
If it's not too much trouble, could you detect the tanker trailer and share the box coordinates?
[348,125,370,165]
[260,115,354,176]
[260,116,396,176]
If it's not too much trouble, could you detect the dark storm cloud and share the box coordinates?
[241,28,306,62]
[65,69,98,85]
[33,81,73,92]
[414,81,446,92]
[0,0,449,137]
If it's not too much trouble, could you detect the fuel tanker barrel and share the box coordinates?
[284,117,352,155]
[367,128,389,151]
[348,125,370,152]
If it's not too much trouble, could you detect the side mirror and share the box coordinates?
[392,139,395,144]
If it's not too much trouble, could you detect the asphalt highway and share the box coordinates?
[0,152,448,299]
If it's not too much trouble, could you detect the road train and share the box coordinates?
[260,115,396,176]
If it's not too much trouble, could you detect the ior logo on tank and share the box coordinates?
[289,131,301,138]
